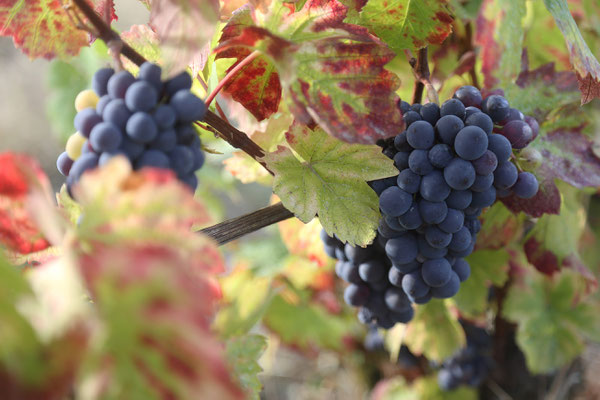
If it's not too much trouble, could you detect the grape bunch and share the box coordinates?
[369,86,539,304]
[56,62,207,194]
[321,86,540,328]
[436,322,493,391]
[322,230,415,329]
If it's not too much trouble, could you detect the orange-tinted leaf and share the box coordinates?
[0,0,112,60]
[278,218,329,267]
[216,6,282,121]
[286,38,403,144]
[0,153,51,255]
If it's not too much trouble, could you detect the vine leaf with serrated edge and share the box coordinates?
[261,122,397,246]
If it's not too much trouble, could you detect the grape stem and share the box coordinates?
[205,50,261,108]
[199,203,294,246]
[70,0,272,173]
[409,47,437,105]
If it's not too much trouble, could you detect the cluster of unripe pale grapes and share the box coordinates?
[322,86,540,329]
[56,62,207,194]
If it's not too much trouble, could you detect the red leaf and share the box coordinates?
[0,153,51,255]
[0,0,112,60]
[216,7,283,121]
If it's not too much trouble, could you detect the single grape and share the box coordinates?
[135,149,170,169]
[524,115,539,142]
[493,161,518,190]
[430,272,460,298]
[470,186,496,208]
[102,99,132,131]
[422,258,452,287]
[470,173,494,192]
[452,258,471,282]
[149,130,177,152]
[420,170,451,202]
[125,81,158,112]
[402,271,430,299]
[465,112,493,135]
[409,149,434,175]
[98,150,126,167]
[448,227,471,252]
[472,150,498,175]
[56,152,73,176]
[138,62,163,93]
[464,218,481,235]
[379,218,407,239]
[385,233,418,264]
[340,262,362,284]
[393,131,412,152]
[89,122,122,153]
[69,153,99,181]
[398,203,423,230]
[425,226,453,249]
[107,70,135,99]
[390,307,414,323]
[464,106,481,118]
[446,190,472,210]
[399,100,411,113]
[358,260,387,282]
[345,244,374,264]
[453,85,482,108]
[75,89,99,112]
[420,102,440,125]
[435,115,464,145]
[92,67,115,96]
[440,98,466,119]
[499,107,524,125]
[388,267,403,287]
[428,143,454,168]
[444,158,476,190]
[438,208,465,234]
[512,172,539,199]
[74,108,102,138]
[379,186,413,217]
[487,134,512,162]
[153,105,177,130]
[66,132,87,160]
[454,126,488,160]
[482,95,510,123]
[165,71,193,96]
[344,284,370,307]
[419,199,448,224]
[394,151,410,170]
[119,136,145,160]
[501,120,533,149]
[411,103,422,113]
[397,169,421,193]
[96,95,111,115]
[169,90,207,122]
[385,287,412,312]
[126,112,159,144]
[403,110,422,127]
[418,234,449,259]
[519,147,542,169]
[406,120,435,150]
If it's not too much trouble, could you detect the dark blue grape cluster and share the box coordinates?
[436,322,493,391]
[57,62,207,194]
[369,86,540,305]
[322,230,414,329]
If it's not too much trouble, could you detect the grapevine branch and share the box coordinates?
[70,0,293,244]
[199,203,294,246]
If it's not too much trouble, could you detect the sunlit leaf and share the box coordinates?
[262,123,397,245]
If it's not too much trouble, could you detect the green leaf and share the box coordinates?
[475,0,526,88]
[344,0,454,53]
[476,202,523,249]
[263,294,349,351]
[503,270,600,373]
[543,0,600,104]
[404,300,465,361]
[262,123,397,246]
[415,376,478,400]
[453,249,509,315]
[225,335,267,400]
[214,267,276,337]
